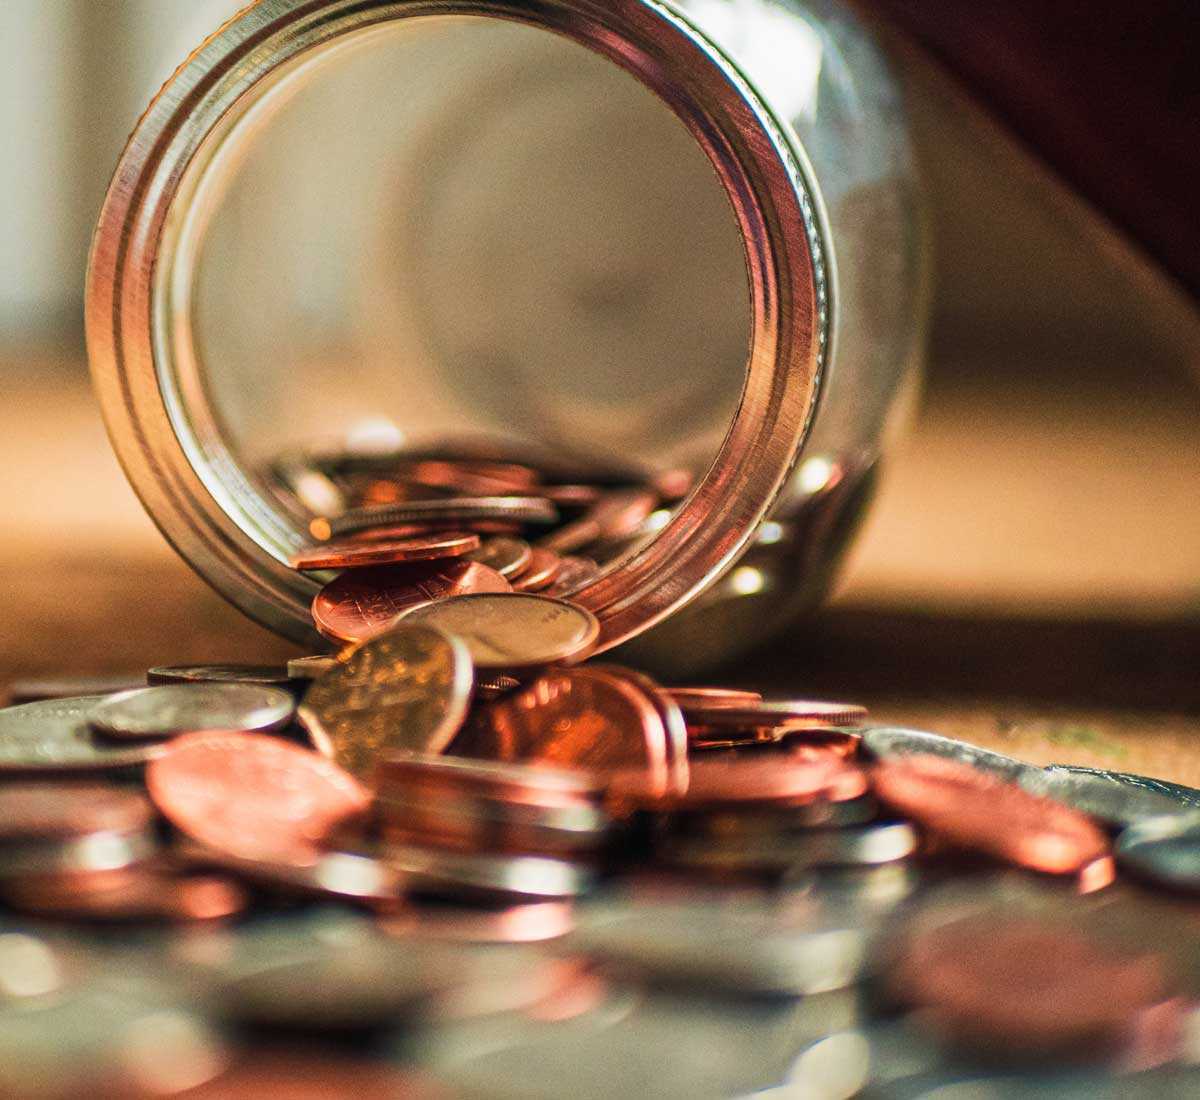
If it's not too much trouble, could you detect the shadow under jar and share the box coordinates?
[86,0,925,675]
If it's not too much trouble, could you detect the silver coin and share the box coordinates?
[1019,764,1192,828]
[88,684,294,740]
[146,664,294,687]
[324,495,559,538]
[862,726,1033,781]
[568,894,873,996]
[0,696,166,772]
[286,654,339,680]
[1115,812,1200,893]
[384,844,590,902]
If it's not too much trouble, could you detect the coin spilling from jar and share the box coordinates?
[2,449,1199,1096]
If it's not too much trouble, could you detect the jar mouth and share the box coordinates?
[86,0,829,653]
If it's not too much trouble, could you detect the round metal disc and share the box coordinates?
[88,684,295,740]
[0,696,167,772]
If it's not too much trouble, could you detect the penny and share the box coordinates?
[591,665,689,796]
[677,699,869,731]
[88,684,295,740]
[298,624,473,781]
[665,687,763,709]
[4,675,144,705]
[398,593,600,670]
[290,531,481,570]
[453,667,671,792]
[146,664,294,687]
[872,754,1109,874]
[311,560,512,645]
[0,783,153,842]
[0,696,167,772]
[862,726,1034,781]
[1115,813,1200,893]
[539,488,658,553]
[511,547,564,592]
[316,496,558,540]
[146,731,371,864]
[888,913,1171,1056]
[543,555,601,598]
[287,654,339,680]
[399,458,541,497]
[1020,765,1191,829]
[468,536,534,578]
[542,483,603,509]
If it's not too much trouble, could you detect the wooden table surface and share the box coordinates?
[4,359,1199,786]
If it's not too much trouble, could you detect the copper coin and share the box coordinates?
[318,496,558,540]
[311,560,511,645]
[511,547,563,592]
[468,536,534,578]
[543,556,601,598]
[291,531,481,570]
[666,687,763,709]
[346,519,524,541]
[5,869,247,923]
[872,754,1109,874]
[889,913,1172,1056]
[298,624,473,781]
[146,664,293,687]
[590,665,689,796]
[539,488,658,553]
[679,699,869,730]
[147,732,371,864]
[652,467,695,501]
[541,483,603,508]
[453,666,672,794]
[397,593,600,670]
[609,754,868,813]
[399,458,541,497]
[785,730,862,760]
[0,782,153,842]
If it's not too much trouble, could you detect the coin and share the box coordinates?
[4,675,144,705]
[0,783,153,842]
[872,754,1109,874]
[593,665,690,796]
[88,683,295,740]
[543,556,601,598]
[664,820,917,872]
[862,726,1033,781]
[468,536,534,578]
[5,869,247,923]
[1115,814,1200,893]
[146,731,371,864]
[290,531,481,570]
[511,547,564,592]
[665,687,763,709]
[385,844,590,902]
[297,624,473,781]
[887,912,1172,1057]
[379,901,575,944]
[677,699,869,731]
[453,667,671,792]
[312,560,512,645]
[145,664,294,687]
[0,696,167,772]
[317,496,559,540]
[1020,765,1191,829]
[539,488,658,553]
[287,654,339,679]
[398,593,600,670]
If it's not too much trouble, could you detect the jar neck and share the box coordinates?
[86,0,829,652]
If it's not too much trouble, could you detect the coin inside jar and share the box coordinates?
[396,593,599,670]
[468,536,534,579]
[88,684,295,741]
[312,560,512,645]
[290,531,482,570]
[297,624,473,781]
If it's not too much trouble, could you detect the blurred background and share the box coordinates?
[3,1,1199,753]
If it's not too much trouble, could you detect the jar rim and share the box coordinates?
[85,0,830,653]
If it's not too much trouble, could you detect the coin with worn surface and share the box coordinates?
[287,654,339,680]
[1115,813,1200,893]
[147,732,371,864]
[0,783,153,842]
[312,560,512,645]
[1020,765,1191,828]
[887,912,1172,1057]
[291,531,481,570]
[317,495,558,540]
[145,664,294,687]
[88,683,294,741]
[453,667,671,793]
[298,624,473,781]
[511,547,564,592]
[398,593,600,670]
[4,675,144,705]
[873,754,1109,874]
[0,696,167,772]
[469,536,534,578]
[862,726,1033,781]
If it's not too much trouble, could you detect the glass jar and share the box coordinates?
[86,0,925,675]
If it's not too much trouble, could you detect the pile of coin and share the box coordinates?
[1,454,1199,1095]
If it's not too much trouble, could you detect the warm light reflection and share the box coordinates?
[729,566,765,595]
